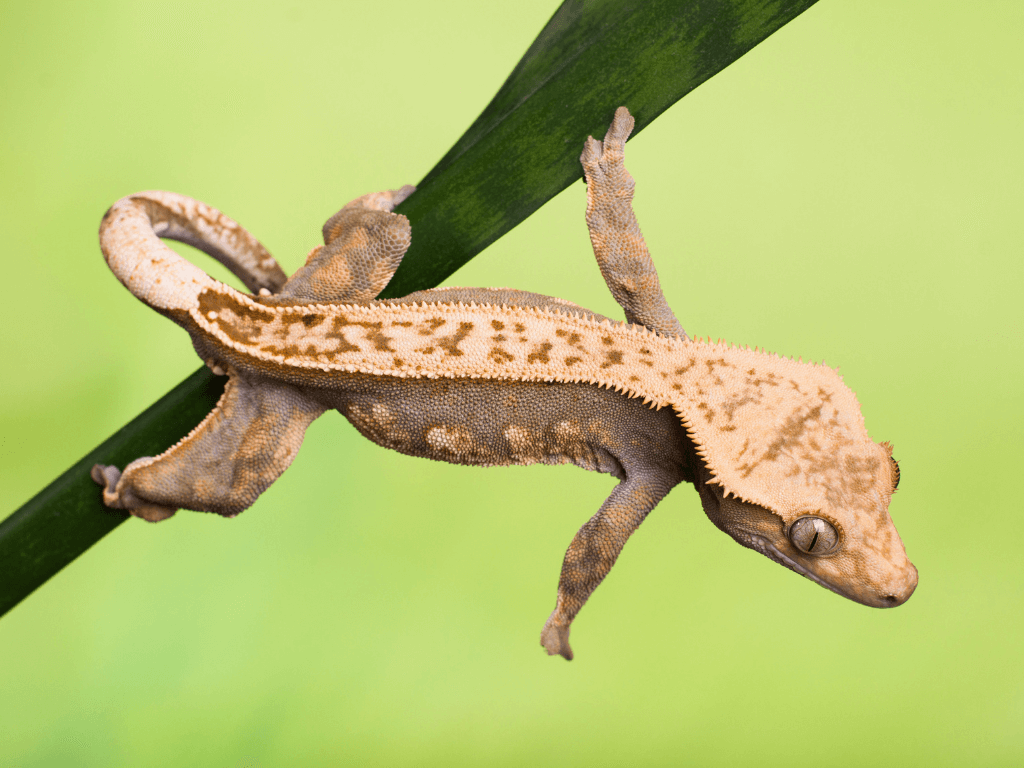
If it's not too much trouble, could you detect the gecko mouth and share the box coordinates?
[745,533,855,603]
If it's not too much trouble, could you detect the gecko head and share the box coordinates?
[696,443,917,608]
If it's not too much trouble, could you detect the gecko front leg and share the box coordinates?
[537,108,692,660]
[541,469,681,660]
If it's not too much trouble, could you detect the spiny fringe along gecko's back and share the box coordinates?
[92,107,917,660]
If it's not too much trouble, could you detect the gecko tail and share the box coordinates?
[99,191,287,314]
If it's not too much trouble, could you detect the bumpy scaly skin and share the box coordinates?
[92,108,917,660]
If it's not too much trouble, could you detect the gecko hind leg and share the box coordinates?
[91,372,325,521]
[540,469,679,660]
[276,185,416,304]
[582,107,687,340]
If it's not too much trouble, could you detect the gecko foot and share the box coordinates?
[337,184,416,215]
[90,464,177,522]
[580,106,634,184]
[540,615,574,661]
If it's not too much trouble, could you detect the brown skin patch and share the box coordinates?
[721,394,757,422]
[260,343,304,359]
[514,323,525,333]
[325,313,395,352]
[301,314,324,329]
[198,290,277,325]
[492,319,505,331]
[600,350,623,369]
[842,454,879,496]
[361,323,394,352]
[323,316,361,353]
[419,317,446,336]
[697,401,715,424]
[198,290,277,344]
[738,403,824,478]
[704,358,729,385]
[527,342,553,364]
[743,370,780,389]
[490,347,515,363]
[565,356,582,367]
[437,322,474,356]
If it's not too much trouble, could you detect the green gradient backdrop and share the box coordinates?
[2,2,1022,765]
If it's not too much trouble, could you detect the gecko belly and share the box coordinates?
[312,374,693,479]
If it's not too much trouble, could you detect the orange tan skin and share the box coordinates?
[92,108,917,660]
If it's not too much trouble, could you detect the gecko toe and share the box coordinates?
[580,136,604,169]
[603,106,635,147]
[91,464,125,509]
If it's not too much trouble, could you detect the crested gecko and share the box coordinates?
[91,108,917,660]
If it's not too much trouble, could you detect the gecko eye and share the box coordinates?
[789,517,839,556]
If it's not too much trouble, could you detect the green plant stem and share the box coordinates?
[0,0,819,618]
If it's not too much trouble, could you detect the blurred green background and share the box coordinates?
[2,1,1022,765]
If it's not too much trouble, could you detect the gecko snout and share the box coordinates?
[876,562,918,607]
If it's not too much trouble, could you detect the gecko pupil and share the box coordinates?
[808,530,819,552]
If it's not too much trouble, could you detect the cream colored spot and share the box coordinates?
[371,403,395,426]
[346,402,409,447]
[504,425,531,448]
[554,420,583,442]
[207,311,218,320]
[426,425,477,456]
[258,287,271,297]
[504,425,544,462]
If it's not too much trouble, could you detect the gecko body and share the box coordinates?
[92,109,917,659]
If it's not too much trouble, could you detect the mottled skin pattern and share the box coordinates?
[92,108,917,660]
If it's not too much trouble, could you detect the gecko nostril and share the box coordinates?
[881,594,899,606]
